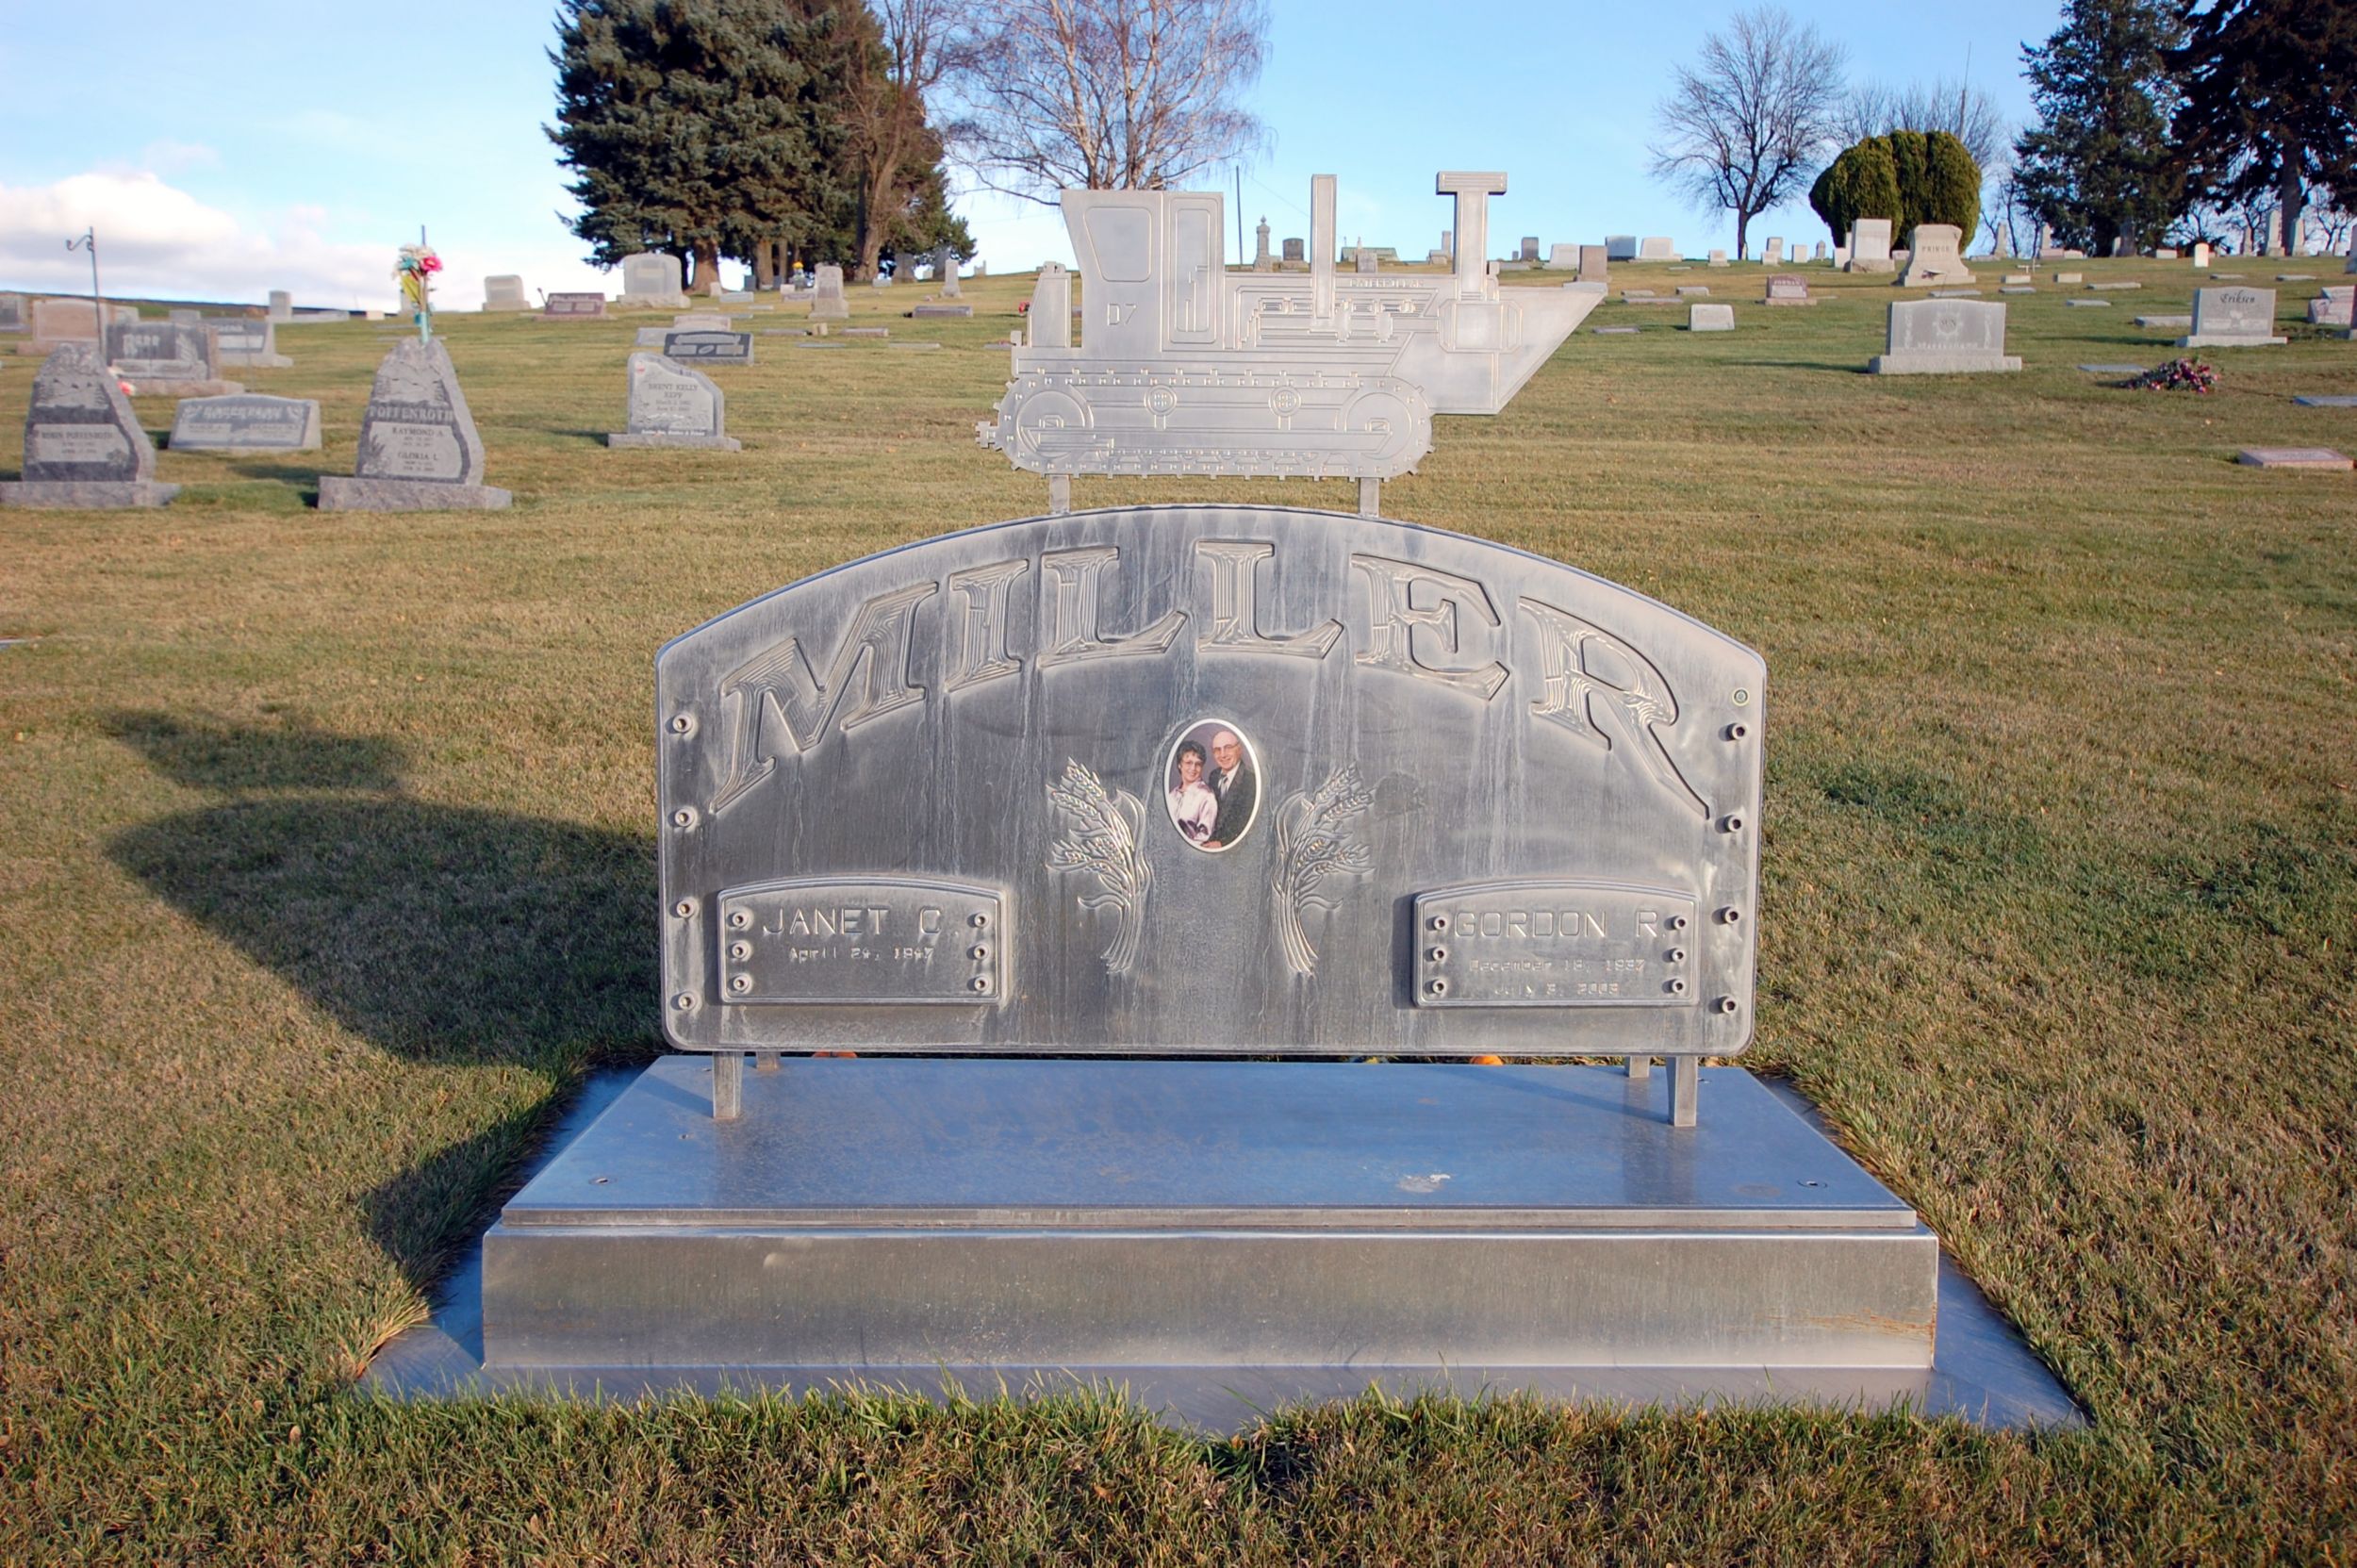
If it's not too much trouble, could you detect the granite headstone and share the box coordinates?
[1846,219,1895,273]
[608,352,739,450]
[207,316,291,368]
[811,264,849,322]
[2180,287,2285,348]
[1895,223,1974,287]
[483,275,531,311]
[663,331,754,364]
[318,338,511,510]
[0,343,179,507]
[1869,299,2021,374]
[545,292,607,319]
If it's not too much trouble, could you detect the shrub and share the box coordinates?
[1809,130,1982,246]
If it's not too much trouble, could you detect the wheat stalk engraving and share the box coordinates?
[1046,760,1152,975]
[1271,766,1374,977]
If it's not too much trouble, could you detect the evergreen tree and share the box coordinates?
[2169,0,2357,254]
[547,0,852,289]
[1808,132,1979,245]
[2012,0,2187,256]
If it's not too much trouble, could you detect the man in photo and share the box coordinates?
[1168,739,1217,846]
[1204,729,1257,850]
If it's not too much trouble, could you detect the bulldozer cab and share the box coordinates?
[1060,190,1229,357]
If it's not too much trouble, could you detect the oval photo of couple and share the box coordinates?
[1163,718,1259,852]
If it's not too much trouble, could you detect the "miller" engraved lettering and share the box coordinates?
[1521,598,1707,817]
[1196,540,1343,658]
[1036,546,1188,668]
[711,581,937,814]
[1349,554,1509,699]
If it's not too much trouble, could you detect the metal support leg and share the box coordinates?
[1625,1053,1652,1081]
[713,1051,744,1121]
[754,1050,780,1072]
[1358,477,1381,518]
[1670,1056,1699,1128]
[1047,474,1071,515]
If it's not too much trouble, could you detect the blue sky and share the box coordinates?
[0,0,2063,310]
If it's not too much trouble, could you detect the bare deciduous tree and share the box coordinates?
[944,0,1270,200]
[847,0,964,280]
[1649,6,1848,260]
[1841,78,2011,173]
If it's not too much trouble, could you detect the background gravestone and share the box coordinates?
[609,351,739,450]
[206,316,291,369]
[1764,274,1811,305]
[482,275,531,311]
[1577,245,1607,285]
[267,290,292,322]
[662,331,753,365]
[168,394,321,452]
[106,321,242,395]
[810,264,849,321]
[1,343,179,508]
[545,292,607,318]
[1639,237,1676,259]
[2180,287,2286,348]
[0,293,25,335]
[1846,219,1895,273]
[1281,238,1305,265]
[318,338,511,510]
[1870,300,2021,374]
[620,253,688,308]
[936,245,962,299]
[1896,223,1974,287]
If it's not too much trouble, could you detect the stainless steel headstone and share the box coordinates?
[656,504,1764,1062]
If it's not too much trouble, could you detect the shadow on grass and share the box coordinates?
[105,711,662,1290]
[105,712,660,1072]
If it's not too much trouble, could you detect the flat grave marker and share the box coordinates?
[2237,447,2350,470]
[662,331,753,364]
[167,394,321,452]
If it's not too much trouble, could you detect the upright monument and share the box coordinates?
[421,168,1945,1428]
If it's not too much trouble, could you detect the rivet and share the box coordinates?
[970,976,992,994]
[1732,688,1751,706]
[669,713,695,734]
[1718,907,1742,925]
[969,944,989,960]
[672,899,697,918]
[1427,946,1448,963]
[1427,977,1449,997]
[1429,914,1450,933]
[1724,722,1749,740]
[1668,947,1687,963]
[729,910,751,930]
[968,912,989,929]
[730,975,752,994]
[672,993,695,1011]
[1668,978,1688,995]
[730,941,750,961]
[1715,996,1739,1015]
[1722,815,1744,834]
[1668,914,1689,931]
[671,807,697,829]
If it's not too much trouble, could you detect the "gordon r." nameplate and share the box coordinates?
[714,878,1004,1004]
[1411,882,1702,1007]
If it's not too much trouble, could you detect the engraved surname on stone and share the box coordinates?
[1520,598,1709,817]
[1195,540,1343,658]
[1035,546,1187,668]
[1349,553,1509,698]
[709,582,938,814]
[30,425,130,465]
[943,559,1030,692]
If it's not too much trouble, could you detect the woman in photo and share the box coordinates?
[1168,738,1217,846]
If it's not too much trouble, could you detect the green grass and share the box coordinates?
[4,256,2354,1563]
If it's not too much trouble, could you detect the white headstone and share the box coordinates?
[1548,243,1578,270]
[2193,242,2211,268]
[811,264,849,321]
[2180,287,2285,347]
[1846,219,1895,273]
[1896,224,1974,287]
[482,274,531,312]
[1763,238,1784,266]
[268,290,293,322]
[620,253,688,308]
[1689,303,1735,331]
[1639,237,1677,260]
[1869,300,2021,374]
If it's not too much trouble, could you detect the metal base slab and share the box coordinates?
[365,1064,2083,1432]
[501,1060,1938,1370]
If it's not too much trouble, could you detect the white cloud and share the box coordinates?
[0,170,398,309]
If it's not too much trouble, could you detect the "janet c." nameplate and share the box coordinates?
[715,878,1004,1004]
[1411,882,1701,1007]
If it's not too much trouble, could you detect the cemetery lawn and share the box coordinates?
[4,260,2352,1564]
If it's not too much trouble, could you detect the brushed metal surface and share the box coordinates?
[501,1058,1910,1230]
[476,1059,1934,1374]
[655,505,1765,1059]
[976,173,1600,483]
